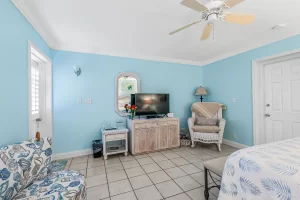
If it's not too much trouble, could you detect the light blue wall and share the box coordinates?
[202,35,300,146]
[3,0,300,152]
[52,50,202,153]
[0,0,51,146]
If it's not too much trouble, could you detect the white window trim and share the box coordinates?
[31,60,40,119]
[252,49,300,145]
[28,41,52,139]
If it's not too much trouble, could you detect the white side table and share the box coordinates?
[102,128,129,160]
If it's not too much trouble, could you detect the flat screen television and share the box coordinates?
[131,93,169,116]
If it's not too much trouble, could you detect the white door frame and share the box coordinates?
[252,49,300,145]
[28,41,52,139]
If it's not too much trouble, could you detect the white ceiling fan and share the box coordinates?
[169,0,255,40]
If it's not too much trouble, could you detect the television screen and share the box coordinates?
[132,93,169,116]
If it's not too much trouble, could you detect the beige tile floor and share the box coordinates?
[64,143,238,200]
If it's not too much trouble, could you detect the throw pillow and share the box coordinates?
[195,117,218,126]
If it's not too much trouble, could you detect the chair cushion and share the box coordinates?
[195,117,218,126]
[13,170,86,200]
[0,137,52,199]
[203,156,228,176]
[192,126,221,133]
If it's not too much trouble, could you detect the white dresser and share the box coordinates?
[127,118,180,155]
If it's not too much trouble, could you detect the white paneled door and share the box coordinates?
[264,58,300,143]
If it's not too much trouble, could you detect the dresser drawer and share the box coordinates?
[106,134,126,141]
[134,122,158,129]
[134,123,146,129]
[158,120,178,126]
[145,122,158,128]
[167,120,178,125]
[158,122,168,126]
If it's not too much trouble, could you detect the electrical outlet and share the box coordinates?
[232,132,237,139]
[86,98,92,104]
[77,99,82,104]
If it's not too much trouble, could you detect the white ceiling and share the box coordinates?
[13,0,300,66]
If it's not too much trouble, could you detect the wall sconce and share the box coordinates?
[73,66,81,76]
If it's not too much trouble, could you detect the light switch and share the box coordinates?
[232,98,236,103]
[86,98,92,104]
[77,99,82,104]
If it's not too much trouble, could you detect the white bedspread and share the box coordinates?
[218,137,300,200]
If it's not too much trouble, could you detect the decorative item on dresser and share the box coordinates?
[124,104,137,120]
[127,118,180,155]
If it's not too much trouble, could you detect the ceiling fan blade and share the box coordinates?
[201,23,213,40]
[181,0,208,12]
[225,0,244,8]
[225,13,255,24]
[169,20,201,35]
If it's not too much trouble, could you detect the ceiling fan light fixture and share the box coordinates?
[170,0,255,41]
[271,24,286,30]
[207,13,218,22]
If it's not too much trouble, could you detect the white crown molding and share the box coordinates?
[52,148,93,160]
[12,0,300,67]
[223,139,249,149]
[200,33,300,66]
[57,34,299,67]
[55,42,204,67]
[12,0,59,49]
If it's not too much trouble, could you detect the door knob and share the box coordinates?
[265,113,271,117]
[266,104,270,107]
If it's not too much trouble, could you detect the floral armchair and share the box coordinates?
[188,108,226,151]
[0,137,86,200]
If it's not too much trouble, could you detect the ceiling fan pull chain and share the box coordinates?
[213,23,215,42]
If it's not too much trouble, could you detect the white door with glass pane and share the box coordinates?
[264,58,300,143]
[30,59,51,139]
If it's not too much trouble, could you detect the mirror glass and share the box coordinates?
[115,72,140,116]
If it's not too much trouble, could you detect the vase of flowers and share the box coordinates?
[130,105,137,120]
[124,104,137,120]
[124,104,130,113]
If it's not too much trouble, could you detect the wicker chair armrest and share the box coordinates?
[218,118,226,143]
[188,117,195,127]
[218,118,226,130]
[188,117,195,139]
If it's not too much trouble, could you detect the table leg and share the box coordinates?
[104,155,108,160]
[204,167,209,200]
[124,152,128,156]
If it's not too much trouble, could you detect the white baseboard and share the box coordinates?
[52,149,93,160]
[51,139,248,160]
[223,139,249,149]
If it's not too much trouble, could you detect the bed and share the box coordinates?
[218,137,300,200]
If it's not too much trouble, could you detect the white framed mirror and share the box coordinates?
[115,72,140,116]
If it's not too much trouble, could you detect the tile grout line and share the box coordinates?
[145,151,200,199]
[142,158,203,200]
[80,146,235,200]
[119,155,139,200]
[105,155,121,199]
[104,151,190,198]
[139,156,167,200]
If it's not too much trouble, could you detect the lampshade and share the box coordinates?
[195,86,207,96]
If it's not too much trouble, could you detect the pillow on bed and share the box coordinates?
[195,117,218,126]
